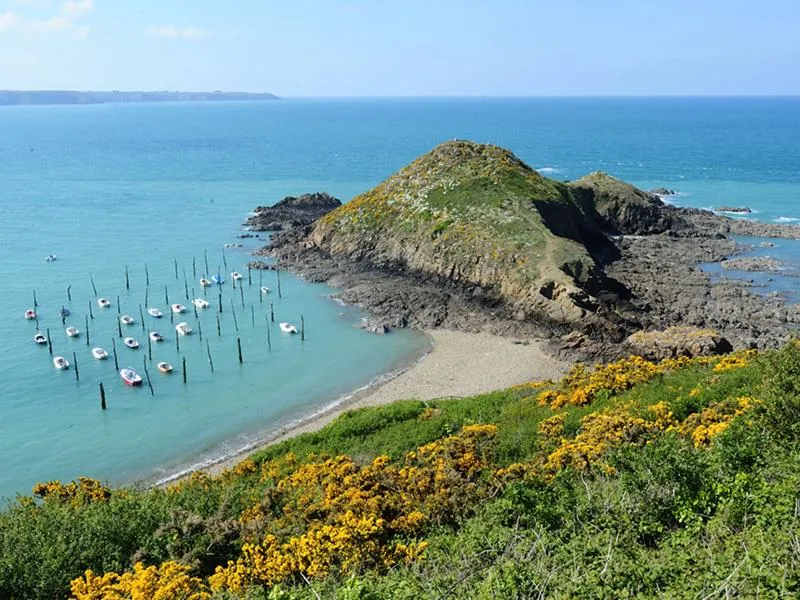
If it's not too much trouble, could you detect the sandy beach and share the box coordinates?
[186,329,568,479]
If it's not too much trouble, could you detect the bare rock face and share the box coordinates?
[626,326,733,360]
[245,193,341,232]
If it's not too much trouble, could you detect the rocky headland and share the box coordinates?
[250,141,800,360]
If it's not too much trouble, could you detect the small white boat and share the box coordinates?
[33,332,48,345]
[65,326,80,338]
[157,361,173,374]
[97,298,111,308]
[192,298,209,309]
[175,322,192,336]
[44,254,57,262]
[147,307,163,318]
[120,314,135,326]
[91,347,109,360]
[279,322,298,334]
[231,271,243,281]
[24,309,36,320]
[53,356,69,370]
[149,331,164,342]
[123,337,140,349]
[171,304,186,314]
[120,367,142,386]
[199,278,212,287]
[223,243,234,248]
[260,286,271,295]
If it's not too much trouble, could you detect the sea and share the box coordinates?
[1,97,798,500]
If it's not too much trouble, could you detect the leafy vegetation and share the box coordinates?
[2,343,800,598]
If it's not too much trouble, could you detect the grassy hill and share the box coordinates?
[3,343,800,598]
[311,141,620,325]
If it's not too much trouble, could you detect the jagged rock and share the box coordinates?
[715,206,752,214]
[720,257,783,272]
[627,326,733,360]
[650,187,676,196]
[569,172,687,235]
[245,192,341,232]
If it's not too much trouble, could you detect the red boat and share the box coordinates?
[119,368,143,386]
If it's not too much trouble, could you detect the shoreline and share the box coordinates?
[156,328,568,484]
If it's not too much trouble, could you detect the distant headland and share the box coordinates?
[0,90,279,106]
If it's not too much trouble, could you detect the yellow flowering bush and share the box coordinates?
[680,396,759,447]
[70,561,210,600]
[537,355,699,410]
[713,350,757,372]
[31,477,111,507]
[211,424,497,593]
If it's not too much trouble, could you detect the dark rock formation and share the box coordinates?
[650,187,676,196]
[245,193,342,232]
[715,206,752,214]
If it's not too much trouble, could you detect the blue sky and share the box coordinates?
[0,0,798,95]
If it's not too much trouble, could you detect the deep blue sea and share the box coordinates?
[1,97,798,499]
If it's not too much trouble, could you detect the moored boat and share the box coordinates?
[119,367,142,386]
[65,326,80,337]
[231,271,243,281]
[175,322,192,336]
[97,298,111,308]
[212,274,224,285]
[33,332,48,345]
[171,303,186,314]
[44,254,57,262]
[192,298,209,309]
[91,347,109,360]
[120,314,135,326]
[60,306,71,318]
[147,307,163,318]
[199,277,212,287]
[260,286,271,294]
[279,322,298,334]
[123,337,140,349]
[156,361,173,374]
[24,309,36,320]
[53,356,69,370]
[149,331,164,342]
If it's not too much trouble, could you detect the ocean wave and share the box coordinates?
[775,216,800,223]
[536,167,560,174]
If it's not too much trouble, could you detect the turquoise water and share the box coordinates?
[1,97,799,499]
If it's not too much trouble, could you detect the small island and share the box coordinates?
[0,90,278,106]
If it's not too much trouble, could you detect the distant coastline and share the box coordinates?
[0,90,279,106]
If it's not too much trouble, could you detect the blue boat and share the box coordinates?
[212,274,225,285]
[60,306,71,317]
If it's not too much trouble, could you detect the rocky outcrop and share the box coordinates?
[720,257,783,272]
[569,172,687,235]
[256,140,800,359]
[715,206,752,214]
[245,193,341,232]
[626,326,733,360]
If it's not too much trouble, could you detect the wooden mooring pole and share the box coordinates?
[99,382,106,410]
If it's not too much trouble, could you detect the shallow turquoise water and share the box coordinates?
[1,97,799,499]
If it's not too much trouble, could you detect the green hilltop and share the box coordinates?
[312,140,621,325]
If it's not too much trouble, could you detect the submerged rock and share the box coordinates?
[720,256,783,272]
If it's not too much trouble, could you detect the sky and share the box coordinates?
[0,0,798,96]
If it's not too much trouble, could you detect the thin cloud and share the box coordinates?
[25,15,71,32]
[62,0,93,16]
[0,11,22,31]
[145,25,209,40]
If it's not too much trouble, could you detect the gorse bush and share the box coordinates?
[1,345,799,598]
